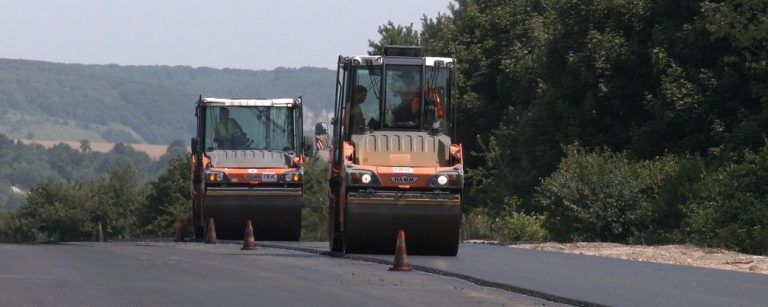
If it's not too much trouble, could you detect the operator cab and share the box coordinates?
[194,97,304,169]
[199,98,301,152]
[338,46,455,138]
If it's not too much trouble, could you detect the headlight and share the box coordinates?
[348,170,380,186]
[281,172,302,183]
[206,171,226,183]
[429,172,461,188]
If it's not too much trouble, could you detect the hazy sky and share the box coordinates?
[0,0,452,70]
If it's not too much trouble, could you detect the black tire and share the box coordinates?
[440,241,460,256]
[328,202,345,254]
[194,225,204,240]
[330,232,345,254]
[192,198,204,240]
[327,178,345,254]
[285,206,302,241]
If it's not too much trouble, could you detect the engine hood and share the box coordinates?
[351,131,452,167]
[207,150,294,168]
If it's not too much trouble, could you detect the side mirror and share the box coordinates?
[190,137,199,155]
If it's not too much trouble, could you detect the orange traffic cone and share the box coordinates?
[241,219,256,250]
[174,218,185,242]
[389,230,411,272]
[205,217,217,244]
[96,220,104,243]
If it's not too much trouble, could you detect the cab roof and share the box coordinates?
[199,97,301,107]
[340,55,456,67]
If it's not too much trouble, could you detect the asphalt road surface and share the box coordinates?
[272,242,768,307]
[4,241,767,307]
[0,242,559,307]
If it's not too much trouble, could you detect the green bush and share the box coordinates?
[0,209,43,243]
[683,144,768,254]
[139,155,191,237]
[535,144,680,243]
[1,165,145,243]
[300,158,329,241]
[494,212,548,242]
[461,197,549,242]
[461,207,495,240]
[494,197,548,242]
[92,166,144,240]
[15,178,98,242]
[644,156,705,243]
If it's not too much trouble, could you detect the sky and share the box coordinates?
[0,0,452,70]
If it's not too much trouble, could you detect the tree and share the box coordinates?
[368,21,420,55]
[16,178,95,242]
[139,155,191,236]
[92,166,143,239]
[152,139,188,177]
[419,12,454,57]
[79,139,91,153]
[300,158,329,241]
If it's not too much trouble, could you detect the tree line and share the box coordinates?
[0,139,329,243]
[0,155,192,242]
[0,134,187,210]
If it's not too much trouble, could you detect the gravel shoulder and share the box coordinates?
[504,242,768,274]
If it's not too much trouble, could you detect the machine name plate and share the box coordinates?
[390,176,418,184]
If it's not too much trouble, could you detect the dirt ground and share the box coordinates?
[503,242,768,274]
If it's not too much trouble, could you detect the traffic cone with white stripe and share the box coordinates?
[241,219,256,250]
[205,217,217,244]
[389,230,411,272]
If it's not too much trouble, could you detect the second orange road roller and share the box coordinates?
[191,96,305,240]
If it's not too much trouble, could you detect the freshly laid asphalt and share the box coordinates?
[3,241,766,307]
[271,242,768,307]
[0,242,560,307]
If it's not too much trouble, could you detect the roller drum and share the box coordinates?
[204,187,302,241]
[344,193,460,255]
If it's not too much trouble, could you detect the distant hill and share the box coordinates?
[0,59,336,144]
